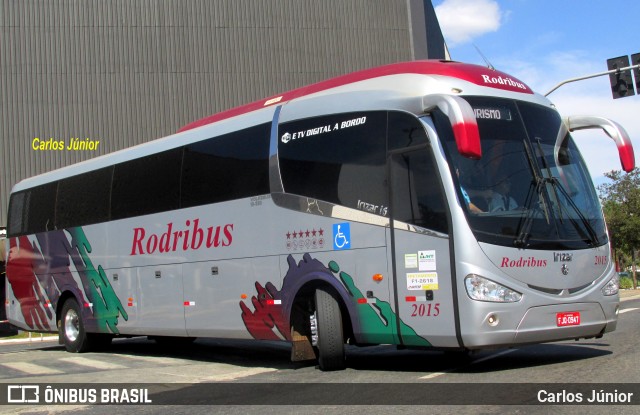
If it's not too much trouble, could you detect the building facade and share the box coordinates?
[0,0,447,227]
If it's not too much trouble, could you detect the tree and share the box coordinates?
[598,168,640,289]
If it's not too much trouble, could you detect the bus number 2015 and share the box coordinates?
[411,303,440,317]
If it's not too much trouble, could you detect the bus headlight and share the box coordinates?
[602,274,619,296]
[465,274,522,303]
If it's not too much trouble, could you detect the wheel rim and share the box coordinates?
[64,308,80,342]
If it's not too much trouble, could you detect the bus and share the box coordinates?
[0,227,18,337]
[4,60,635,371]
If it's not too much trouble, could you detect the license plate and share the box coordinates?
[556,312,581,327]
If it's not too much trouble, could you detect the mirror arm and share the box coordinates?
[423,94,482,159]
[564,116,635,173]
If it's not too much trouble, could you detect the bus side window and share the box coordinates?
[388,113,448,234]
[111,148,182,220]
[7,182,57,236]
[56,167,112,229]
[387,111,428,151]
[181,123,270,208]
[25,182,58,234]
[278,112,387,213]
[7,192,26,237]
[390,151,449,234]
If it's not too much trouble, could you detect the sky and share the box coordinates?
[433,0,640,186]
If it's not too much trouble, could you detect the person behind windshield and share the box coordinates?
[456,167,484,213]
[487,177,518,212]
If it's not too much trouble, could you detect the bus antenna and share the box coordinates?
[473,44,495,71]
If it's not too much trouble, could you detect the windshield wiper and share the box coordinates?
[514,138,552,248]
[514,177,545,248]
[547,177,600,246]
[533,135,599,247]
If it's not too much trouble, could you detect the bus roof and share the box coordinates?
[178,60,533,133]
[11,60,535,194]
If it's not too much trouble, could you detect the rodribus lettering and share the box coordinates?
[130,219,234,255]
[222,224,234,247]
[500,257,548,268]
[130,227,146,255]
[159,222,174,252]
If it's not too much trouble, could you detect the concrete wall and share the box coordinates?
[0,0,446,227]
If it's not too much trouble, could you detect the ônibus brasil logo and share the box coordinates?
[6,385,152,404]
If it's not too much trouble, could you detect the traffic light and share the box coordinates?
[632,53,640,98]
[607,55,635,99]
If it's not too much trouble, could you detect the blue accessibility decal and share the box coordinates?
[332,223,351,250]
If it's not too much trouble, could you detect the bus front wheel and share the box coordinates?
[314,288,346,371]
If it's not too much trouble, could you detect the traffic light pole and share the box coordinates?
[544,64,640,96]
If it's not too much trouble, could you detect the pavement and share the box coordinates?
[620,288,640,301]
[0,333,58,344]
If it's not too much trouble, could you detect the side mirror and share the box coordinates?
[423,94,482,159]
[563,116,635,172]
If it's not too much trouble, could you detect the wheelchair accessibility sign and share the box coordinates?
[332,223,351,250]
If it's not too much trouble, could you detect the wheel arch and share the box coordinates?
[280,254,360,345]
[291,279,355,344]
[55,290,78,328]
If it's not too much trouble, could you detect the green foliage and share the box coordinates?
[598,168,640,267]
[620,276,634,290]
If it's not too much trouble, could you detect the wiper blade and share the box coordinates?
[514,178,544,248]
[514,208,534,248]
[548,177,599,246]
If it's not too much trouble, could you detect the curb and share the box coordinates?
[0,335,58,345]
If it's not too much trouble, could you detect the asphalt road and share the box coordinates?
[1,296,639,414]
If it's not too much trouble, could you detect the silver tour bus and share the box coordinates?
[5,60,635,370]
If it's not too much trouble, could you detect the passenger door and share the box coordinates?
[387,115,458,348]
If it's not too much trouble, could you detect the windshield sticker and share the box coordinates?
[405,254,418,269]
[407,272,439,290]
[418,250,436,271]
[281,116,367,144]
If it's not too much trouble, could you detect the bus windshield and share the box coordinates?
[438,96,607,250]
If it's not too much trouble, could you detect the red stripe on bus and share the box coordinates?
[177,60,533,133]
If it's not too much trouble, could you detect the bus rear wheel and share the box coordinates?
[59,298,113,352]
[59,298,91,353]
[314,288,346,371]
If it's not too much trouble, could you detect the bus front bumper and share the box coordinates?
[461,301,617,349]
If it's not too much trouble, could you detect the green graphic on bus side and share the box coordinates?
[68,227,128,333]
[328,260,431,347]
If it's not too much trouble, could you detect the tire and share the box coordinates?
[314,288,346,371]
[59,298,91,353]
